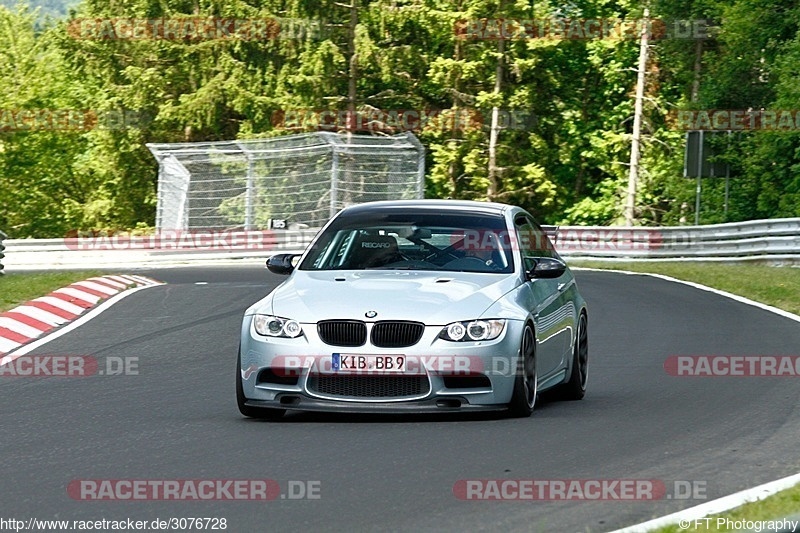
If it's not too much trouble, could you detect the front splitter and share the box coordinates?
[245,394,508,414]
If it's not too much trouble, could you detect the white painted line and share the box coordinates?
[12,305,69,326]
[52,287,102,304]
[0,317,46,338]
[71,280,119,295]
[0,337,22,355]
[31,296,85,315]
[3,283,162,359]
[610,471,800,532]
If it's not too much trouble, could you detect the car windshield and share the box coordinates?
[299,210,514,273]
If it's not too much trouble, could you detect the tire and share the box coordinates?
[508,324,537,418]
[558,312,588,401]
[236,350,286,420]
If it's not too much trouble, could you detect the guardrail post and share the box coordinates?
[0,230,6,275]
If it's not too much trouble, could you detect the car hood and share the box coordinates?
[249,270,520,324]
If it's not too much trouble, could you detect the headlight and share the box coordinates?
[253,315,303,338]
[439,319,505,342]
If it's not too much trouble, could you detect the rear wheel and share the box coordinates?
[236,351,286,420]
[508,324,537,418]
[558,312,588,400]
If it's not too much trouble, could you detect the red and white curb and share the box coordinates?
[0,275,163,356]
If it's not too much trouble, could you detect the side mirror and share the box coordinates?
[266,253,300,275]
[526,257,567,280]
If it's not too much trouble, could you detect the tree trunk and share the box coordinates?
[487,36,504,200]
[624,8,649,225]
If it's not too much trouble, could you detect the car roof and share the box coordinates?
[339,199,514,217]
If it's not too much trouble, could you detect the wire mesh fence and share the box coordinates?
[147,132,425,231]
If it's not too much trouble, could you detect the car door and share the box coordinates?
[514,215,573,379]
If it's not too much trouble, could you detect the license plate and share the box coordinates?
[332,354,406,373]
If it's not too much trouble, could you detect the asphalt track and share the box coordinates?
[2,266,800,532]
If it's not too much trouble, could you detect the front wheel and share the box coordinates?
[236,352,286,420]
[508,324,537,418]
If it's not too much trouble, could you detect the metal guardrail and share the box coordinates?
[547,218,800,262]
[2,218,800,270]
[1,230,319,270]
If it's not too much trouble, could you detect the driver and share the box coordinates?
[464,231,501,267]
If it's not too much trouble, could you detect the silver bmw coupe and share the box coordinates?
[237,199,588,418]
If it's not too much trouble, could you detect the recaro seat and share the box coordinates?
[347,234,404,268]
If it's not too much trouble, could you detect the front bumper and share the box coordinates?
[239,316,526,411]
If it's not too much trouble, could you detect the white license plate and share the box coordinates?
[332,354,406,373]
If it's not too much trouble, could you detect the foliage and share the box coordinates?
[2,0,800,237]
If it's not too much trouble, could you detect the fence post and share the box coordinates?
[330,149,340,219]
[404,132,426,199]
[0,230,6,275]
[244,153,255,231]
